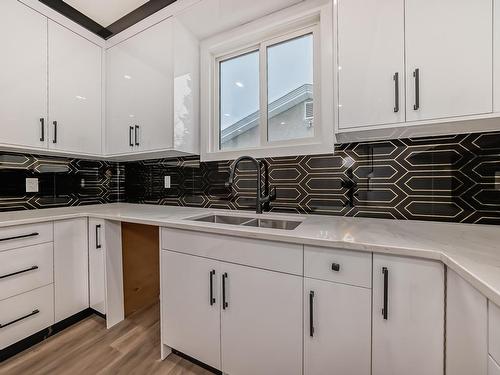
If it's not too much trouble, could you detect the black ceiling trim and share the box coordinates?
[39,0,112,38]
[106,0,177,38]
[39,0,177,40]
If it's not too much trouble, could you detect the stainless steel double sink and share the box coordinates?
[189,214,303,230]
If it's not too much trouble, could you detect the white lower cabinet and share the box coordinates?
[446,269,488,375]
[220,262,302,375]
[161,248,302,374]
[304,278,371,375]
[54,218,89,322]
[372,254,444,375]
[0,284,54,350]
[162,251,221,370]
[89,218,106,315]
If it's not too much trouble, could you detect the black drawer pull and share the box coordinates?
[222,272,228,310]
[95,225,101,249]
[393,72,399,113]
[331,263,341,272]
[309,291,315,337]
[134,125,140,146]
[0,266,39,280]
[0,232,39,242]
[0,309,40,329]
[52,121,58,144]
[40,118,45,142]
[382,267,389,320]
[129,126,134,147]
[413,68,420,110]
[209,270,216,306]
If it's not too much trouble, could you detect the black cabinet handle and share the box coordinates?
[222,272,228,310]
[0,266,38,280]
[209,270,216,306]
[0,309,40,329]
[331,263,341,272]
[413,68,420,110]
[382,267,389,320]
[52,121,57,143]
[129,126,134,147]
[95,224,101,249]
[0,232,39,242]
[39,118,45,142]
[393,72,399,113]
[134,125,140,146]
[309,291,315,337]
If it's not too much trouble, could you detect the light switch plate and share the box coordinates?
[164,176,171,189]
[26,178,39,193]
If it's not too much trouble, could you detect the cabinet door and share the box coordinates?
[372,254,444,375]
[338,0,404,129]
[405,0,492,121]
[0,0,47,149]
[221,263,302,375]
[304,278,371,375]
[54,218,89,322]
[48,21,102,155]
[162,251,221,370]
[89,218,106,315]
[446,269,487,375]
[106,18,173,155]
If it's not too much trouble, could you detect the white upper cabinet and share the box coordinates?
[405,0,492,122]
[338,0,405,129]
[48,21,102,155]
[372,254,444,375]
[106,18,174,155]
[0,0,47,149]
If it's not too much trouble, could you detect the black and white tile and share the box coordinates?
[125,131,500,225]
[0,153,123,211]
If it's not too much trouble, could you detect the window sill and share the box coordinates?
[200,140,334,162]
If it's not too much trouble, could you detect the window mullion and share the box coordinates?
[259,42,269,148]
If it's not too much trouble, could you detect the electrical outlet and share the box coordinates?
[26,178,39,193]
[164,176,171,189]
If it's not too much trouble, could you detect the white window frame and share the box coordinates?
[200,0,334,161]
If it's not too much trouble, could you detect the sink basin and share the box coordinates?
[242,218,302,230]
[193,214,253,225]
[189,214,303,230]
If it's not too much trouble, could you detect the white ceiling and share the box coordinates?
[64,0,149,26]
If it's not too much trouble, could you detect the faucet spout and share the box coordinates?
[226,156,276,214]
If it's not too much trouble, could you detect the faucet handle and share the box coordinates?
[270,186,277,200]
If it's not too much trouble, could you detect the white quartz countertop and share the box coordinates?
[1,203,499,306]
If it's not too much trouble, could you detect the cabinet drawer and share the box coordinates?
[161,228,303,275]
[304,246,372,288]
[490,356,500,375]
[0,243,53,301]
[0,284,54,350]
[490,301,500,364]
[0,222,53,252]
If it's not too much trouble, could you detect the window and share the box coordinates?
[202,3,333,161]
[217,29,316,151]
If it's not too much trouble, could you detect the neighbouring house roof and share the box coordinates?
[221,84,313,144]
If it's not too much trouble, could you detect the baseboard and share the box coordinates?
[172,349,222,375]
[0,308,93,363]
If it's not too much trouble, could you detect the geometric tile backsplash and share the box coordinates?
[0,131,498,225]
[0,153,123,211]
[125,131,500,225]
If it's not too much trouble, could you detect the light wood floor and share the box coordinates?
[0,303,213,375]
